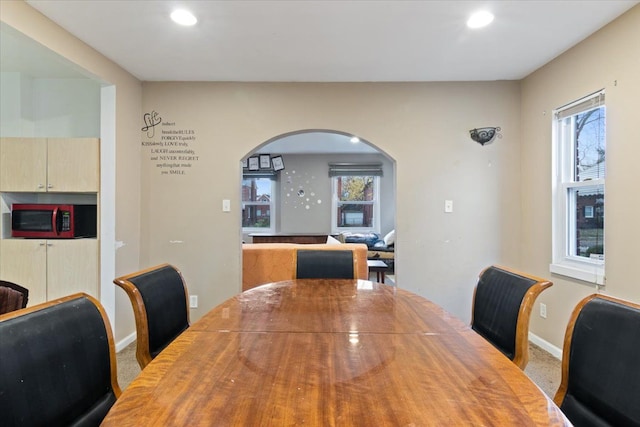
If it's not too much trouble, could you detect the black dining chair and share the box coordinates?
[114,263,190,369]
[553,294,640,427]
[296,249,355,279]
[471,265,552,369]
[0,293,121,427]
[0,280,29,314]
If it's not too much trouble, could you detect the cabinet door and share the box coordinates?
[0,239,47,306]
[0,138,47,192]
[47,138,99,192]
[46,239,98,300]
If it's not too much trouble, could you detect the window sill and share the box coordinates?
[243,228,275,234]
[549,261,604,286]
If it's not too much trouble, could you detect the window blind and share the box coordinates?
[243,170,276,178]
[328,163,383,177]
[555,90,605,120]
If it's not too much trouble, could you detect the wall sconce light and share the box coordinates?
[469,127,501,146]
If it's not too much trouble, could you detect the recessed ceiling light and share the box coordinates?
[350,137,360,143]
[467,11,494,29]
[171,9,197,26]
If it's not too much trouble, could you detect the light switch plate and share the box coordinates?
[222,199,231,212]
[444,200,453,213]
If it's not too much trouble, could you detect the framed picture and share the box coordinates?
[259,154,271,169]
[248,156,259,171]
[272,156,285,171]
[241,159,248,168]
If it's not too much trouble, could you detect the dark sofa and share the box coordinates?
[337,231,395,272]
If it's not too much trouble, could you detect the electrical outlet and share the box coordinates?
[190,295,198,308]
[540,303,547,318]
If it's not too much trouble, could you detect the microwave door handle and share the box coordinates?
[52,207,60,236]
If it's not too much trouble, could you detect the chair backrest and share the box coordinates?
[0,280,29,314]
[471,265,552,369]
[0,293,121,427]
[114,263,190,369]
[553,294,640,427]
[296,249,355,279]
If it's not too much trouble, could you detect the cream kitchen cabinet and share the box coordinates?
[0,238,98,306]
[0,137,99,192]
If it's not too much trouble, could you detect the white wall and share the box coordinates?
[0,72,34,136]
[32,78,101,137]
[0,74,101,138]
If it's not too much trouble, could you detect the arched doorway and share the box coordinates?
[240,129,397,284]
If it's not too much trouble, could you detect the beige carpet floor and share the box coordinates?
[116,341,561,397]
[524,343,562,398]
[116,342,140,390]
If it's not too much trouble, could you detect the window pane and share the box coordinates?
[574,106,605,182]
[570,185,604,259]
[337,203,373,227]
[337,176,374,202]
[242,178,272,202]
[242,177,272,229]
[242,204,270,228]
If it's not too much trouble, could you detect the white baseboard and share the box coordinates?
[529,332,562,360]
[116,331,137,353]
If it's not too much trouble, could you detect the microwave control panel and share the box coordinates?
[61,211,70,231]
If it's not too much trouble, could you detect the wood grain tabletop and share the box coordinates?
[102,279,570,426]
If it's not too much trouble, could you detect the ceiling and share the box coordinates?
[23,0,638,83]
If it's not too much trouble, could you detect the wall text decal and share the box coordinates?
[141,111,200,176]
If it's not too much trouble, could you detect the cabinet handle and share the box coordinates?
[47,242,53,247]
[47,184,53,189]
[39,242,46,246]
[38,184,44,189]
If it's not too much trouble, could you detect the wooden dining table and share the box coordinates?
[102,279,570,426]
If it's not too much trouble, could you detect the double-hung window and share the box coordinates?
[242,176,275,233]
[329,163,382,234]
[551,90,605,284]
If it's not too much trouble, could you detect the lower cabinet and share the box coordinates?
[0,239,98,306]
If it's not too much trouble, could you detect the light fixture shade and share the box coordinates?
[470,127,501,146]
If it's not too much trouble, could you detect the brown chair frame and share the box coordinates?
[114,263,190,369]
[471,265,553,369]
[553,293,640,424]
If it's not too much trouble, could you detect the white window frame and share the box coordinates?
[331,176,380,234]
[242,176,276,234]
[550,90,605,285]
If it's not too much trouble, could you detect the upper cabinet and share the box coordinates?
[0,137,47,191]
[0,137,99,192]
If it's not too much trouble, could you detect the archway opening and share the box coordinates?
[240,129,397,287]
